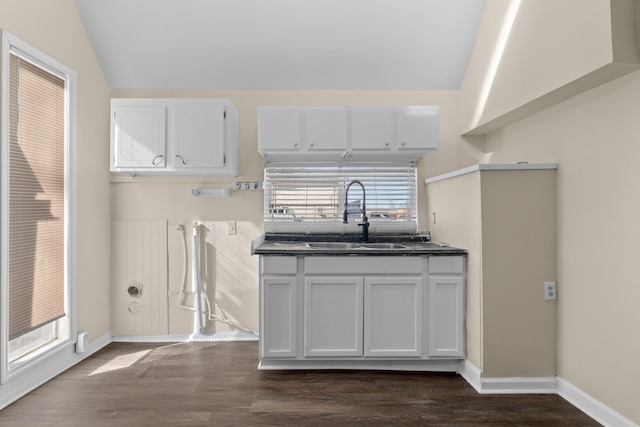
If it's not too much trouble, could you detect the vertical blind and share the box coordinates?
[8,53,66,340]
[264,163,417,226]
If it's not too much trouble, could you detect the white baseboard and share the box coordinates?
[0,332,112,411]
[557,378,639,427]
[459,360,639,427]
[260,358,460,371]
[111,331,259,343]
[458,360,556,394]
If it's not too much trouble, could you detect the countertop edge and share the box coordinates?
[425,163,558,184]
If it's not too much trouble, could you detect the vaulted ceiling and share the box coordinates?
[75,0,486,90]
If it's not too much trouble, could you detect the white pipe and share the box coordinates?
[175,225,188,309]
[192,221,204,336]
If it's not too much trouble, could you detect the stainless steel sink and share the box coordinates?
[358,243,408,249]
[305,242,359,249]
[303,242,408,250]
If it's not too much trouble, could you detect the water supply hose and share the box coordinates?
[192,221,204,335]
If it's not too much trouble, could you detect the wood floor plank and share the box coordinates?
[0,341,600,426]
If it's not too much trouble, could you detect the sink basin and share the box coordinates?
[358,243,408,249]
[303,242,408,250]
[305,242,359,249]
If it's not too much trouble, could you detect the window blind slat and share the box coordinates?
[264,164,417,226]
[8,53,66,340]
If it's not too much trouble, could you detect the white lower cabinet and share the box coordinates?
[259,254,465,369]
[304,276,363,357]
[428,276,464,357]
[364,276,422,357]
[261,276,297,358]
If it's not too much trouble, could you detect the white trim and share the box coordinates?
[557,378,639,427]
[259,359,461,371]
[459,360,639,426]
[480,376,557,394]
[0,29,11,386]
[459,360,556,394]
[425,163,558,184]
[0,332,111,411]
[458,359,483,392]
[111,332,259,343]
[0,30,78,384]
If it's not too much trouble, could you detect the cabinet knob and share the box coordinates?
[385,142,390,147]
[309,142,315,147]
[401,142,406,146]
[293,142,298,147]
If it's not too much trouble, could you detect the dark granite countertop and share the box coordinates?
[252,233,467,256]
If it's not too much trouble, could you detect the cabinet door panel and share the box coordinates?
[428,276,464,357]
[305,277,363,357]
[113,106,166,168]
[173,104,225,168]
[259,107,302,151]
[306,108,348,150]
[261,276,297,358]
[397,106,439,150]
[364,277,422,357]
[351,108,394,150]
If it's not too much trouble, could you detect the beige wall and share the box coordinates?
[426,173,483,369]
[110,89,469,334]
[460,0,640,135]
[457,0,640,423]
[0,1,112,343]
[480,170,557,377]
[426,169,557,378]
[485,69,640,425]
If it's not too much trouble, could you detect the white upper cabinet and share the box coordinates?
[397,106,439,150]
[113,106,167,169]
[258,107,301,151]
[258,107,348,155]
[111,98,238,176]
[351,108,394,150]
[173,103,225,169]
[305,108,348,151]
[258,105,439,162]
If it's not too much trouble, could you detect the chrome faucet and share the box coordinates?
[343,180,369,242]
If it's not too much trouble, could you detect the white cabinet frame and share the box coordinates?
[111,98,238,176]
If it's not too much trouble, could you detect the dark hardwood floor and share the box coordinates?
[0,341,599,426]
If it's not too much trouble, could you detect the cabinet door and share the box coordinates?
[397,106,438,150]
[113,106,166,168]
[351,108,394,150]
[364,277,422,357]
[261,276,298,358]
[259,107,302,151]
[173,103,225,169]
[305,108,348,150]
[428,275,464,357]
[304,276,363,357]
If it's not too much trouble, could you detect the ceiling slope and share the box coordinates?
[75,0,486,90]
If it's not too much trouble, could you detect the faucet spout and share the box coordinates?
[343,180,369,241]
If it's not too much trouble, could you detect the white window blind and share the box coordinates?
[264,163,417,233]
[7,52,66,340]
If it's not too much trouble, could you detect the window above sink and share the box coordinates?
[263,163,417,235]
